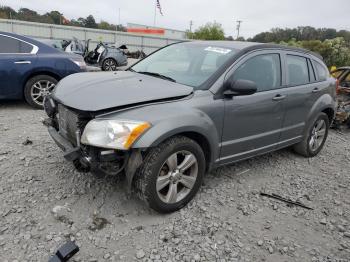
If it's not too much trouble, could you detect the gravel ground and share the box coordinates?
[0,101,349,262]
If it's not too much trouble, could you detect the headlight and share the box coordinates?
[71,59,87,69]
[81,119,151,150]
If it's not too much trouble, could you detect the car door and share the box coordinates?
[277,53,328,146]
[0,34,37,98]
[219,50,286,164]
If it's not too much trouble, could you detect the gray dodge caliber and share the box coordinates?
[44,41,337,213]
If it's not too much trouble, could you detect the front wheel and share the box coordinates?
[24,75,58,109]
[293,112,329,157]
[134,136,206,213]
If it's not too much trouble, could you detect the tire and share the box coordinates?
[293,112,329,157]
[134,136,206,213]
[24,75,58,109]
[102,58,118,71]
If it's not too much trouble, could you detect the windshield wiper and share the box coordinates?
[136,71,176,82]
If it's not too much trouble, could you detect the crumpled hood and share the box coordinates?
[52,71,193,111]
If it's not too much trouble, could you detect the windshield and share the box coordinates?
[131,43,236,88]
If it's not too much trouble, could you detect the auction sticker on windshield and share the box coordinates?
[204,46,232,54]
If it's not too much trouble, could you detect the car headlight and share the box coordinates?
[71,59,87,69]
[80,119,151,150]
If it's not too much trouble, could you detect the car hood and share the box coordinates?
[52,71,193,112]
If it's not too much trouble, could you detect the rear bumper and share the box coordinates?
[48,126,81,161]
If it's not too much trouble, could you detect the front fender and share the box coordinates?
[132,109,220,165]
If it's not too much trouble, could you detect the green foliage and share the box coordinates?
[250,26,347,43]
[0,5,124,31]
[84,15,97,28]
[280,37,350,67]
[187,22,225,40]
[46,11,62,25]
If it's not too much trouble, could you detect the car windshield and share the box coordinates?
[131,43,236,88]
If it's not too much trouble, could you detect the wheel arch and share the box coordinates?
[23,71,61,95]
[135,126,218,173]
[305,94,336,131]
[167,131,212,172]
[321,107,335,124]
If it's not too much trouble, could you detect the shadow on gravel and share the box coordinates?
[0,100,33,110]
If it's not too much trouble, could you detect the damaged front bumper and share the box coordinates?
[48,125,81,161]
[43,97,143,189]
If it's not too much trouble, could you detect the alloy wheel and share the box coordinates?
[309,119,326,152]
[104,59,117,71]
[157,151,198,204]
[30,80,56,107]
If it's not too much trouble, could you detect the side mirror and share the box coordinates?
[223,79,257,97]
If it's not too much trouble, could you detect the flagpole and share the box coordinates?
[153,0,157,27]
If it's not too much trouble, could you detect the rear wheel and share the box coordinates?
[293,112,329,157]
[102,58,118,71]
[134,136,206,213]
[24,75,58,109]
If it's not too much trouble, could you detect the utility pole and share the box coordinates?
[118,8,121,25]
[236,20,243,39]
[189,20,193,39]
[153,0,157,27]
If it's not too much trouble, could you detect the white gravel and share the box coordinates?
[0,101,349,262]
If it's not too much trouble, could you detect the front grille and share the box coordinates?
[57,105,81,146]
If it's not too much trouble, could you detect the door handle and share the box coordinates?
[14,61,31,64]
[272,94,286,101]
[312,88,320,93]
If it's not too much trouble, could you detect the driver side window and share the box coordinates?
[232,53,281,92]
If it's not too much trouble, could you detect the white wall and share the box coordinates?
[0,19,185,54]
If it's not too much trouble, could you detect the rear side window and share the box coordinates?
[232,53,281,92]
[314,61,329,81]
[287,55,309,86]
[0,35,33,54]
[307,59,316,82]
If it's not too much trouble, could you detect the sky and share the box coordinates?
[2,0,350,38]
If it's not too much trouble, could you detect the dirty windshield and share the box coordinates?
[131,43,235,88]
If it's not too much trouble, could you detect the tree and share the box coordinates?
[188,22,225,40]
[252,26,350,44]
[84,15,97,28]
[280,37,350,67]
[98,20,112,30]
[0,6,17,19]
[46,11,62,24]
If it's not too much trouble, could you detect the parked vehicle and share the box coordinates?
[44,41,336,213]
[331,67,350,128]
[84,42,128,71]
[37,39,64,51]
[0,32,87,109]
[118,44,147,59]
[331,67,350,87]
[62,37,86,57]
[39,38,128,71]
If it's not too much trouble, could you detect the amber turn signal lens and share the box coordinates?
[124,122,151,149]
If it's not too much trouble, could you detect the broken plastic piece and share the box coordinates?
[48,241,79,262]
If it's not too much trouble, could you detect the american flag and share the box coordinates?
[156,0,164,16]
